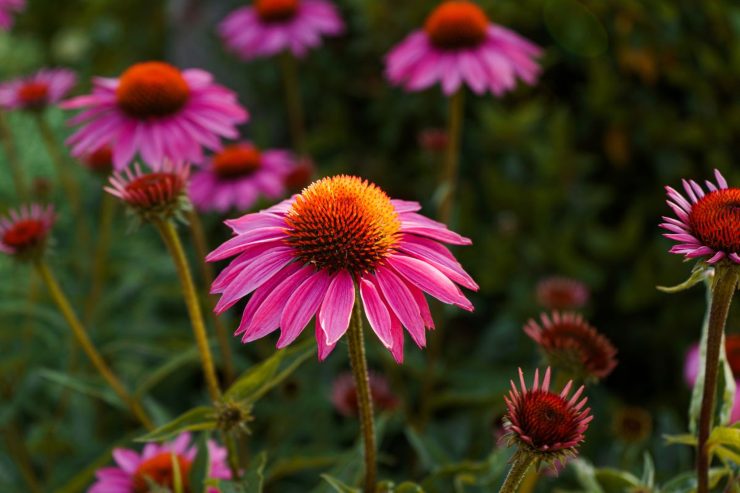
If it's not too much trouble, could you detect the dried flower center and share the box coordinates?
[726,335,740,379]
[18,82,49,108]
[285,175,401,274]
[116,62,190,119]
[256,0,299,22]
[424,1,489,50]
[212,145,262,179]
[2,220,46,249]
[688,188,740,254]
[519,390,579,449]
[132,452,192,493]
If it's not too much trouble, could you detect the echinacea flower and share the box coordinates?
[88,433,230,493]
[535,276,590,310]
[0,0,24,30]
[81,145,113,175]
[524,311,617,382]
[219,0,344,61]
[685,335,740,423]
[106,161,191,222]
[62,62,248,170]
[0,203,55,259]
[189,142,296,213]
[283,157,314,192]
[331,372,399,417]
[661,169,739,264]
[0,68,76,112]
[503,367,592,466]
[208,175,478,363]
[385,0,541,96]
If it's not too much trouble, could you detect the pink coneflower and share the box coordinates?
[524,311,617,382]
[503,367,592,466]
[88,433,231,493]
[0,0,24,30]
[62,61,248,171]
[283,157,314,193]
[661,169,739,264]
[208,175,478,363]
[219,0,344,61]
[535,276,590,310]
[81,146,113,175]
[385,0,541,96]
[685,335,740,423]
[331,372,399,417]
[0,204,55,259]
[189,142,295,213]
[0,68,76,112]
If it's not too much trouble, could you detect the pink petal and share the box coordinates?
[318,271,356,345]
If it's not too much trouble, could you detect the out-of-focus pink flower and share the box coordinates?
[685,335,740,423]
[331,372,399,417]
[0,68,76,111]
[0,203,55,259]
[535,276,589,310]
[418,128,449,153]
[0,0,24,30]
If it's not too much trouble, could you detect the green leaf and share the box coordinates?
[136,406,216,442]
[404,427,451,471]
[172,453,185,493]
[321,474,361,493]
[135,347,201,397]
[37,368,123,408]
[593,468,641,491]
[657,265,711,293]
[189,433,211,493]
[242,451,267,493]
[664,433,697,446]
[640,453,655,487]
[571,459,605,493]
[708,426,740,465]
[395,482,425,493]
[224,339,314,403]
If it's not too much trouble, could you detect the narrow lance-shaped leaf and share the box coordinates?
[136,406,216,442]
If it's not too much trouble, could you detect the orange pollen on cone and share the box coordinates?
[116,62,190,119]
[285,175,401,274]
[2,219,46,249]
[424,1,489,50]
[726,335,740,379]
[256,0,299,22]
[132,452,192,493]
[688,188,740,254]
[18,82,49,107]
[518,390,579,449]
[212,145,262,179]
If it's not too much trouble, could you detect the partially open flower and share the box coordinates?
[105,161,191,223]
[524,311,618,382]
[0,204,55,260]
[0,68,76,112]
[503,367,592,467]
[535,276,590,310]
[331,372,399,417]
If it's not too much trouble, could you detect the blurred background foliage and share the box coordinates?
[0,0,739,491]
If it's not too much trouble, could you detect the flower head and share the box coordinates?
[0,68,76,112]
[535,276,589,310]
[503,367,592,466]
[331,372,399,417]
[62,61,248,170]
[0,0,24,30]
[208,175,478,363]
[106,161,191,222]
[661,169,739,264]
[524,311,617,382]
[385,0,541,96]
[0,204,55,260]
[685,335,740,423]
[219,0,344,61]
[189,142,296,213]
[88,433,230,493]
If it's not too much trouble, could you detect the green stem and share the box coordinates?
[438,89,465,225]
[347,291,377,493]
[33,260,154,430]
[155,219,222,403]
[499,451,536,493]
[0,110,28,200]
[85,193,116,324]
[187,209,236,385]
[33,113,79,211]
[280,51,307,154]
[696,263,739,493]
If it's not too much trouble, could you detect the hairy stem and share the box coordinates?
[499,451,536,493]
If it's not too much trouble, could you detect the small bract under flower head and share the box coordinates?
[425,1,489,49]
[331,372,399,417]
[504,367,592,466]
[535,276,590,310]
[106,161,191,222]
[0,204,55,260]
[524,311,617,382]
[662,169,740,264]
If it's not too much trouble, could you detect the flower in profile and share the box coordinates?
[0,204,55,260]
[535,276,589,310]
[661,169,739,264]
[385,0,541,96]
[685,335,740,423]
[189,141,296,213]
[106,161,191,222]
[0,0,24,30]
[0,68,76,112]
[88,433,230,493]
[612,405,653,443]
[81,145,114,175]
[208,175,478,363]
[503,367,592,466]
[524,311,617,382]
[331,372,399,417]
[62,61,248,170]
[219,0,344,61]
